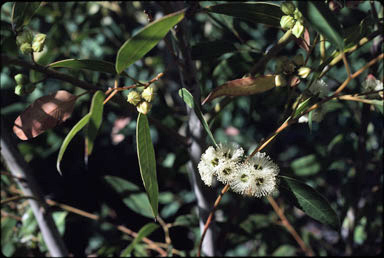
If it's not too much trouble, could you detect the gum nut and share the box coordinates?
[136,101,152,115]
[14,74,28,85]
[142,87,154,102]
[280,15,295,30]
[127,90,141,105]
[281,2,296,15]
[14,85,24,96]
[20,43,33,54]
[292,21,304,38]
[275,75,287,87]
[298,67,311,78]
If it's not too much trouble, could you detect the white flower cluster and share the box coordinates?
[308,79,330,99]
[362,76,383,99]
[198,143,279,198]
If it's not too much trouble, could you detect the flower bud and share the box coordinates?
[292,21,304,38]
[297,67,311,78]
[141,86,155,102]
[20,42,33,54]
[14,74,28,85]
[136,101,152,115]
[275,75,287,87]
[16,30,33,46]
[32,33,46,52]
[14,85,24,96]
[280,15,295,30]
[281,2,296,15]
[292,54,304,66]
[293,8,303,20]
[127,90,141,106]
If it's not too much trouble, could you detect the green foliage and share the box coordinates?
[1,1,382,257]
[136,113,159,218]
[115,9,185,74]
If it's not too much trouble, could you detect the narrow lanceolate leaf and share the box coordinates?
[206,2,283,27]
[202,75,277,105]
[49,59,118,75]
[13,90,77,140]
[120,223,159,257]
[115,9,185,74]
[136,113,158,218]
[57,114,90,174]
[294,97,312,118]
[280,176,340,229]
[297,1,344,50]
[85,91,105,156]
[11,2,41,32]
[178,88,217,146]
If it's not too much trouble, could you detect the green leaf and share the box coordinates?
[291,154,320,176]
[294,97,312,118]
[103,176,153,218]
[49,59,118,75]
[297,1,344,50]
[178,88,217,146]
[104,175,140,192]
[115,9,185,74]
[206,2,283,27]
[11,2,41,32]
[280,176,340,229]
[120,223,159,257]
[136,113,158,218]
[56,114,90,174]
[85,91,105,156]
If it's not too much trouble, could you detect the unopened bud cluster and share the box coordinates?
[198,143,279,198]
[13,74,35,96]
[16,29,46,55]
[280,2,305,38]
[127,86,155,115]
[275,54,311,79]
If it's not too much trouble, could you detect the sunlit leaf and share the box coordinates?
[115,9,185,74]
[178,88,217,146]
[280,176,340,229]
[136,113,158,218]
[85,91,105,156]
[206,2,283,27]
[49,59,118,75]
[56,114,90,174]
[13,90,77,140]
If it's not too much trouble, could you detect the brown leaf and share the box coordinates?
[13,90,77,140]
[202,75,276,105]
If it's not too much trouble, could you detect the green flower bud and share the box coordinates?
[297,67,311,78]
[281,2,296,15]
[127,90,142,106]
[14,74,28,85]
[292,54,304,66]
[141,86,154,102]
[136,101,152,115]
[294,8,303,20]
[14,85,24,96]
[16,30,33,46]
[32,33,46,52]
[20,42,33,54]
[280,15,295,30]
[292,21,304,38]
[275,75,287,87]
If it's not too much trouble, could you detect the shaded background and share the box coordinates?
[1,1,382,256]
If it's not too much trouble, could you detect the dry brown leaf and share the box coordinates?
[202,75,276,105]
[13,90,77,140]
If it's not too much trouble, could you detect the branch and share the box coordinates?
[1,54,103,91]
[0,117,69,257]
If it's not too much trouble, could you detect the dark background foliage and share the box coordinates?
[1,1,382,256]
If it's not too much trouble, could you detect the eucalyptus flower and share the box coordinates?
[308,79,330,99]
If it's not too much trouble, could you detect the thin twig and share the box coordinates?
[268,196,314,256]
